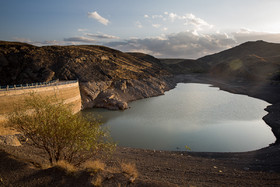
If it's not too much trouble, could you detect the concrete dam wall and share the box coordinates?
[0,80,82,121]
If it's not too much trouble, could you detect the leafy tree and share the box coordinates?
[8,94,115,165]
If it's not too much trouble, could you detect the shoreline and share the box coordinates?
[171,74,280,145]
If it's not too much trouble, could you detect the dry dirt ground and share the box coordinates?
[1,141,280,187]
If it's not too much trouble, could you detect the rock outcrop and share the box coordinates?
[0,135,21,146]
[263,103,280,144]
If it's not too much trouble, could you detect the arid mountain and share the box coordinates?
[160,59,186,65]
[161,59,208,74]
[197,40,280,81]
[0,41,174,110]
[159,40,280,81]
[129,54,207,74]
[127,52,161,64]
[0,41,171,84]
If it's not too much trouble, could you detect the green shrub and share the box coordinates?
[8,94,115,165]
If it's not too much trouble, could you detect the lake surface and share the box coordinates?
[83,83,275,152]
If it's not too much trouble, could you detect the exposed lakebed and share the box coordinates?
[83,83,275,152]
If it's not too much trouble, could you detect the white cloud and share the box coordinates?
[106,31,237,59]
[144,14,149,18]
[129,37,139,40]
[87,33,119,39]
[78,28,88,32]
[64,36,96,43]
[135,21,143,28]
[36,40,64,45]
[12,38,77,46]
[87,11,109,25]
[192,30,199,36]
[166,12,213,30]
[106,28,280,59]
[184,13,213,30]
[152,15,163,19]
[13,25,280,60]
[232,29,280,43]
[168,12,180,22]
[12,37,32,43]
[152,24,161,28]
[144,12,213,32]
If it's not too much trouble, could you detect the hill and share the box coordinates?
[0,41,174,110]
[161,59,208,74]
[160,40,280,81]
[129,55,207,74]
[197,40,280,81]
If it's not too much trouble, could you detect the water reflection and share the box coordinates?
[83,83,275,152]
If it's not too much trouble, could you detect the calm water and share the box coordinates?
[83,83,275,152]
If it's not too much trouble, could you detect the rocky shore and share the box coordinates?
[82,72,280,145]
[80,76,175,110]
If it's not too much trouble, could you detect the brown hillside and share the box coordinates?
[0,41,174,110]
[0,41,170,85]
[197,40,280,81]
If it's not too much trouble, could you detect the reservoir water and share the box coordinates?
[83,83,275,152]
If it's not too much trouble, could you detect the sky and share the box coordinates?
[1,0,280,59]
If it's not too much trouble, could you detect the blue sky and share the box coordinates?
[1,0,280,58]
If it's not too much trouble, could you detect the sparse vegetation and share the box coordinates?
[185,145,191,151]
[121,162,138,183]
[82,160,105,173]
[85,161,139,186]
[0,122,19,136]
[8,94,115,165]
[91,175,103,187]
[53,160,77,174]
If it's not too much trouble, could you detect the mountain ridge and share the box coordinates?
[1,40,280,110]
[197,40,280,81]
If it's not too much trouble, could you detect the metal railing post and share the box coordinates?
[1,80,78,92]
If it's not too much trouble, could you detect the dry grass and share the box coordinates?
[121,162,138,182]
[53,160,76,174]
[106,166,120,174]
[91,175,103,187]
[0,121,19,136]
[39,163,52,170]
[82,160,105,173]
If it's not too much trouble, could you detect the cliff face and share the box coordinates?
[0,41,174,110]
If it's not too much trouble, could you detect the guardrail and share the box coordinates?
[0,79,78,91]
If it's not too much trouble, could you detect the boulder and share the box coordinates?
[0,135,21,146]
